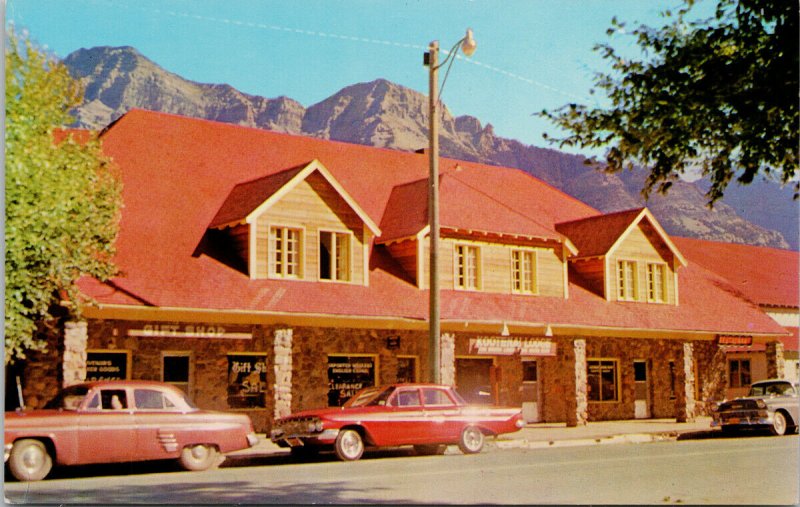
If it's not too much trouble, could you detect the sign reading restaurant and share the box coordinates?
[469,337,556,356]
[127,323,253,339]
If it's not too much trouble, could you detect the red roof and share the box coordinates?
[77,110,786,337]
[673,237,799,308]
[556,208,645,258]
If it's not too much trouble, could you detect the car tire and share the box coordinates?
[334,429,364,461]
[8,439,53,482]
[414,444,446,456]
[770,411,788,436]
[458,426,484,454]
[179,444,219,471]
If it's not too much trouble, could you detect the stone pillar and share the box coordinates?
[62,321,88,387]
[676,342,696,422]
[766,341,785,379]
[273,328,293,420]
[567,339,588,427]
[440,332,455,386]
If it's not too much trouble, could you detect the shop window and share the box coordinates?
[646,263,667,303]
[522,361,538,382]
[327,355,377,406]
[86,350,131,381]
[455,244,480,290]
[617,260,639,301]
[162,352,192,396]
[587,359,618,402]
[319,231,351,282]
[728,359,751,388]
[511,249,537,294]
[397,356,418,383]
[227,354,268,409]
[269,226,303,278]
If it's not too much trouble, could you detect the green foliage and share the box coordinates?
[541,0,798,204]
[4,30,122,364]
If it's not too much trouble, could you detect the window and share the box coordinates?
[455,244,480,290]
[646,263,667,303]
[729,359,751,388]
[227,354,268,408]
[319,231,351,281]
[422,388,456,407]
[512,249,537,294]
[617,260,639,301]
[134,389,176,410]
[99,389,128,410]
[327,355,377,406]
[397,356,418,383]
[162,352,192,395]
[396,389,422,407]
[270,226,302,278]
[522,361,538,382]
[587,360,618,402]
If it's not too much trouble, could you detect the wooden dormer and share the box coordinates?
[556,208,687,304]
[209,159,381,284]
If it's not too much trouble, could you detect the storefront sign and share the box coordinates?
[718,335,753,346]
[128,324,252,339]
[469,337,556,356]
[86,350,130,381]
[327,355,376,406]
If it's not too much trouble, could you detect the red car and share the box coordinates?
[270,383,524,461]
[4,380,259,481]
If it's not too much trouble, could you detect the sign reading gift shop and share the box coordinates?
[86,350,131,381]
[469,337,557,356]
[327,355,377,407]
[127,323,252,339]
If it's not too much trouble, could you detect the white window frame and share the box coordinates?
[511,248,538,295]
[646,262,668,303]
[454,243,481,290]
[269,225,304,279]
[617,259,639,301]
[319,229,353,282]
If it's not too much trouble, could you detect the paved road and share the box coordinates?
[5,434,798,504]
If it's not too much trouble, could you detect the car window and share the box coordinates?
[422,388,456,407]
[396,389,421,407]
[134,389,176,410]
[44,385,89,410]
[100,389,128,410]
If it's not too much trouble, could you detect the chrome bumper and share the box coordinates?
[270,428,339,446]
[711,412,772,427]
[5,443,12,462]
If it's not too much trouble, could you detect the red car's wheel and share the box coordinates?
[8,439,53,482]
[179,444,219,471]
[334,429,364,461]
[458,426,484,454]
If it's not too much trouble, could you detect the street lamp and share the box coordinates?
[424,28,476,384]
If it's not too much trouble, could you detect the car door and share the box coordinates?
[420,387,461,443]
[367,387,424,446]
[77,388,136,464]
[132,388,184,460]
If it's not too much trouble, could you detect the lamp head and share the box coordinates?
[461,28,476,57]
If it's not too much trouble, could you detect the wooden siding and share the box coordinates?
[252,172,366,284]
[570,258,606,297]
[386,239,419,285]
[609,223,677,304]
[419,236,566,297]
[229,224,249,269]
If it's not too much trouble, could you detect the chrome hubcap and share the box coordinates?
[465,429,481,449]
[342,432,362,457]
[191,445,209,461]
[21,447,44,472]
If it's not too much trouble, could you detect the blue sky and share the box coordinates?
[6,0,692,154]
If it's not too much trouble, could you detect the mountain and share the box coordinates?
[63,46,796,250]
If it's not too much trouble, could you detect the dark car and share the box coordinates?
[5,380,259,481]
[270,383,523,461]
[711,379,800,436]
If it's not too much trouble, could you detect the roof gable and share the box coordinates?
[210,159,381,236]
[557,208,687,265]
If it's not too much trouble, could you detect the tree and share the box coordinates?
[4,30,122,363]
[541,0,798,204]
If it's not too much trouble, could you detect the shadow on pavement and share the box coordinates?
[676,428,788,441]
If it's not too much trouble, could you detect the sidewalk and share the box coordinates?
[228,416,716,458]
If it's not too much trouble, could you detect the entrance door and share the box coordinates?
[634,360,651,419]
[521,360,540,423]
[455,358,493,405]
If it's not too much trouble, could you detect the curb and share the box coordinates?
[494,432,679,450]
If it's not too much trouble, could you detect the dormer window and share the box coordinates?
[646,263,667,303]
[269,226,303,278]
[617,260,639,301]
[320,231,352,282]
[511,249,538,294]
[455,244,480,290]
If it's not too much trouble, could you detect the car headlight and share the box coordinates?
[306,419,324,433]
[756,400,767,409]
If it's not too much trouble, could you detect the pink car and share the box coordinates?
[270,383,524,461]
[4,380,258,481]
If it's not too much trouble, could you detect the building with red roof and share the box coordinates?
[14,110,793,431]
